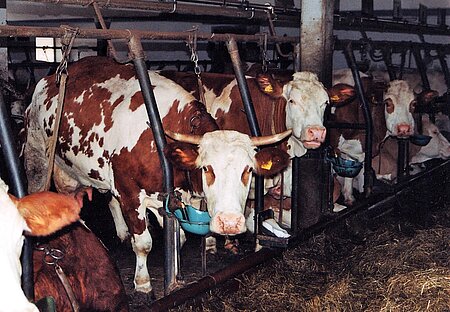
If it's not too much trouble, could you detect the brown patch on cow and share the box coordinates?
[203,165,215,186]
[99,137,104,148]
[385,98,394,114]
[241,165,252,186]
[164,142,199,171]
[88,169,103,181]
[255,147,290,176]
[98,158,105,168]
[129,91,144,112]
[72,146,79,156]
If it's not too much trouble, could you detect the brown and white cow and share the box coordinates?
[0,178,128,312]
[23,56,291,295]
[331,69,450,207]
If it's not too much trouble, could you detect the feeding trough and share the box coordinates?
[410,134,432,146]
[327,155,363,178]
[173,205,211,235]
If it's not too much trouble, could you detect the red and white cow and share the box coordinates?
[23,56,291,295]
[0,178,128,311]
[331,69,450,207]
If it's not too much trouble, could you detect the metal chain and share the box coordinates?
[56,25,79,85]
[185,27,201,76]
[35,243,80,312]
[259,32,269,73]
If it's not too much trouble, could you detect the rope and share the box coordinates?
[44,26,78,191]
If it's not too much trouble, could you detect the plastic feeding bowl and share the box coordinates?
[410,134,432,146]
[328,156,363,178]
[173,205,211,235]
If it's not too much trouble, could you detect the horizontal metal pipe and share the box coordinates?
[149,247,281,311]
[0,25,298,43]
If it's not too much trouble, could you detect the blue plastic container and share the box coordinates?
[328,155,363,178]
[173,205,211,235]
[410,134,432,146]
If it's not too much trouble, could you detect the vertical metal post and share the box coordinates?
[396,138,409,182]
[381,47,397,81]
[411,44,430,90]
[225,37,264,238]
[127,35,179,295]
[0,92,33,300]
[293,43,301,72]
[361,0,374,16]
[343,42,374,197]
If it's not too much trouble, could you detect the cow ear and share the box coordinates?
[254,147,290,176]
[11,192,82,236]
[256,74,284,98]
[416,89,439,106]
[164,142,199,171]
[328,83,356,106]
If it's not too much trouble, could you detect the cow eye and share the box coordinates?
[203,166,208,172]
[288,99,294,104]
[409,100,417,113]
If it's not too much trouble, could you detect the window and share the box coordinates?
[35,37,62,62]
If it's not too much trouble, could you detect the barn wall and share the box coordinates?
[4,0,450,81]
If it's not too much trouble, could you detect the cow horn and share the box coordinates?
[251,129,292,146]
[165,130,202,145]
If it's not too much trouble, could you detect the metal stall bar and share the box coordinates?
[411,43,431,91]
[343,41,374,197]
[127,35,179,295]
[225,37,265,241]
[0,92,32,299]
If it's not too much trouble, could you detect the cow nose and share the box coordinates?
[397,123,411,136]
[307,126,327,142]
[210,212,246,235]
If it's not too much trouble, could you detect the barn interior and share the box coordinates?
[0,1,449,311]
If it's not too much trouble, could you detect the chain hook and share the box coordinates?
[186,26,201,76]
[260,32,269,73]
[56,25,79,85]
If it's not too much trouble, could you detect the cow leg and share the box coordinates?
[109,196,130,242]
[131,228,153,294]
[342,177,355,206]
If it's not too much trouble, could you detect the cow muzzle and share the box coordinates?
[302,126,326,149]
[210,212,246,235]
[396,123,413,138]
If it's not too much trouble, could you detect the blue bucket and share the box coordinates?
[410,134,431,146]
[173,205,211,235]
[327,155,363,178]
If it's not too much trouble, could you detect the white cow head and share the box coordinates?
[256,72,330,157]
[384,80,416,138]
[411,115,450,163]
[0,180,84,312]
[165,129,291,235]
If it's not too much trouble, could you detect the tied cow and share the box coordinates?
[330,69,450,207]
[0,179,128,312]
[23,56,291,295]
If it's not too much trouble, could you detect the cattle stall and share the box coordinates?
[0,1,449,311]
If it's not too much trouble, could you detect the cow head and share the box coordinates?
[0,179,84,312]
[411,115,450,163]
[384,80,416,138]
[257,72,328,157]
[165,129,291,235]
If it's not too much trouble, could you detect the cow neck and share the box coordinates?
[270,97,287,135]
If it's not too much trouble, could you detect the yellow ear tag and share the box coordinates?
[330,95,340,101]
[261,160,273,170]
[264,84,273,93]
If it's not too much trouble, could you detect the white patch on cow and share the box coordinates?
[205,79,237,118]
[384,80,415,137]
[285,72,328,157]
[0,182,39,312]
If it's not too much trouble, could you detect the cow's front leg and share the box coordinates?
[131,228,153,295]
[342,177,355,206]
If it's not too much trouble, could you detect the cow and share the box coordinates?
[0,178,128,312]
[23,56,291,296]
[330,69,450,207]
